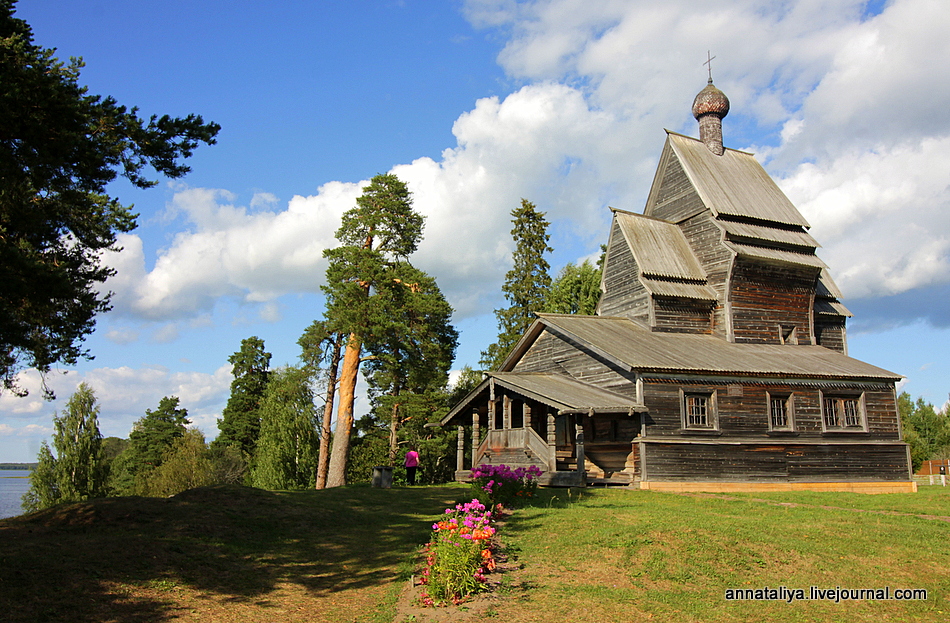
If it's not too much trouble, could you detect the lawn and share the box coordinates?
[488,486,950,622]
[1,484,947,622]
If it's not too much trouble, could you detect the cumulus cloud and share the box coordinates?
[0,365,232,459]
[104,181,362,321]
[96,0,950,333]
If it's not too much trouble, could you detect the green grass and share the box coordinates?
[0,483,466,623]
[492,487,950,622]
[2,483,947,622]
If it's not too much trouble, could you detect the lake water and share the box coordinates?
[0,473,32,519]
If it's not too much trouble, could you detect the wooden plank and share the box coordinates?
[638,481,917,494]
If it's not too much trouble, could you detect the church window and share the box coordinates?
[682,391,717,430]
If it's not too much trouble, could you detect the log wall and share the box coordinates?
[642,441,911,482]
[599,221,651,323]
[729,259,817,345]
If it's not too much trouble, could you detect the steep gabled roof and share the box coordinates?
[614,210,706,280]
[664,132,810,228]
[505,314,898,380]
[612,209,718,301]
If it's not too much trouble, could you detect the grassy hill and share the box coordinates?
[1,484,947,622]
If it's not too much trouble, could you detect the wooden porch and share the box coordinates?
[441,371,647,487]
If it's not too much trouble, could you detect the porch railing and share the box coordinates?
[472,427,554,472]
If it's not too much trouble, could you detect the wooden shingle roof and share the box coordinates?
[614,210,706,280]
[513,314,899,380]
[667,132,811,228]
[441,372,645,425]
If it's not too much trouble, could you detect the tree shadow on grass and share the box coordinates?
[0,484,461,623]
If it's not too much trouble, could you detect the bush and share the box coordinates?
[470,463,542,508]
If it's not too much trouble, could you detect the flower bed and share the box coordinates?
[471,463,542,508]
[418,463,543,607]
[419,498,497,606]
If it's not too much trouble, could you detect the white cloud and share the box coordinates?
[97,0,950,331]
[0,365,232,455]
[102,181,361,321]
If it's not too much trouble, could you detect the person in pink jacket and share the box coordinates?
[404,447,419,486]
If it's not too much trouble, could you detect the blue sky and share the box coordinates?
[3,0,950,462]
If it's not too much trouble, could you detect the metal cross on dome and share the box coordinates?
[704,51,716,82]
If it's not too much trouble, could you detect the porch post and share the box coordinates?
[503,395,512,430]
[575,417,587,487]
[547,410,556,472]
[456,426,465,473]
[471,408,480,458]
[488,399,495,431]
[523,402,532,430]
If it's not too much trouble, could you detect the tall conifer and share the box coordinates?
[480,199,552,370]
[215,336,271,458]
[321,173,426,487]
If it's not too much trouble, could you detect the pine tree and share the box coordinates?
[0,2,218,397]
[363,263,458,462]
[480,199,552,370]
[22,383,107,512]
[215,336,271,458]
[110,395,190,494]
[321,173,425,487]
[251,366,319,490]
[130,396,189,470]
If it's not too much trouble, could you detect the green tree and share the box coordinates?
[109,395,189,494]
[215,336,271,459]
[898,392,950,471]
[130,396,189,469]
[22,383,107,512]
[542,259,602,315]
[480,199,552,370]
[321,173,425,487]
[140,429,215,497]
[297,320,344,489]
[251,366,320,490]
[364,263,458,462]
[0,2,219,397]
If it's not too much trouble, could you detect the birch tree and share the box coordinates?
[22,383,106,512]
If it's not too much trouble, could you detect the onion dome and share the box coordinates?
[692,78,730,119]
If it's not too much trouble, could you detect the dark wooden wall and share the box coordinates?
[653,299,714,333]
[641,378,901,440]
[815,318,847,354]
[599,220,651,323]
[729,259,817,345]
[642,441,911,482]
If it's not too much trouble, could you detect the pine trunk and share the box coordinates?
[325,333,361,488]
[388,400,400,465]
[315,333,343,489]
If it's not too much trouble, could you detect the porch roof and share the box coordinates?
[441,372,646,426]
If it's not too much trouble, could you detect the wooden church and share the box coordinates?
[441,79,916,493]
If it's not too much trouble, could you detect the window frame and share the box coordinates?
[820,391,868,432]
[680,389,718,431]
[766,391,795,431]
